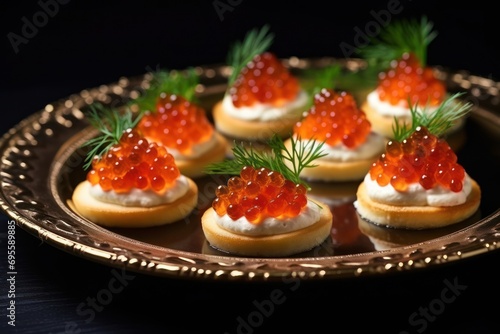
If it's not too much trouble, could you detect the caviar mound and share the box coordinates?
[74,113,200,228]
[214,47,307,141]
[201,197,333,257]
[137,93,229,177]
[354,124,481,229]
[369,126,465,192]
[230,52,300,108]
[86,129,181,193]
[202,163,334,257]
[138,94,215,155]
[285,89,386,182]
[363,53,465,138]
[212,166,308,224]
[294,89,372,149]
[378,53,446,108]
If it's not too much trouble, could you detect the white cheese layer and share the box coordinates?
[221,90,309,121]
[89,175,190,207]
[296,133,386,162]
[366,90,439,118]
[214,200,321,236]
[153,132,218,160]
[361,173,472,207]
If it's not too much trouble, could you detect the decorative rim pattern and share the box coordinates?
[1,57,499,282]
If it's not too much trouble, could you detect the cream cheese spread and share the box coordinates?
[296,133,386,162]
[361,173,472,207]
[89,175,190,207]
[366,90,439,118]
[221,90,309,121]
[213,200,321,236]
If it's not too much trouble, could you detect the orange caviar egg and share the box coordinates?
[212,166,308,224]
[229,52,300,108]
[137,93,214,155]
[369,126,465,192]
[294,88,372,149]
[377,52,446,107]
[86,128,180,193]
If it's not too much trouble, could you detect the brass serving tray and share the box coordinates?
[1,57,499,282]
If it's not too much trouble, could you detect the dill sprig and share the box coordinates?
[132,68,199,113]
[82,103,142,170]
[204,134,326,189]
[392,92,472,141]
[226,25,274,86]
[356,16,437,69]
[309,63,342,97]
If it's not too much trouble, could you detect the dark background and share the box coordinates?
[2,1,500,334]
[2,0,500,135]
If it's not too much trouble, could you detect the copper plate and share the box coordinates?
[1,57,500,282]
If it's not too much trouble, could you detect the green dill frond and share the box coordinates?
[301,64,379,98]
[357,16,437,69]
[82,103,142,170]
[392,92,472,141]
[276,135,328,188]
[226,25,274,86]
[309,63,342,96]
[204,134,326,189]
[132,68,199,113]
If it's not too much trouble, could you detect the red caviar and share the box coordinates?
[369,126,465,192]
[86,128,180,193]
[229,52,300,108]
[377,52,446,107]
[294,88,372,149]
[212,166,308,224]
[137,93,214,155]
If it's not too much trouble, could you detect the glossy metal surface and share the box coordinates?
[1,58,499,282]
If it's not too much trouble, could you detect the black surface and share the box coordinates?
[2,1,500,333]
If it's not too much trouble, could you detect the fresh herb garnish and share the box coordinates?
[82,103,142,170]
[204,134,326,190]
[308,63,342,97]
[392,92,472,141]
[226,25,274,87]
[131,68,199,113]
[356,16,437,70]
